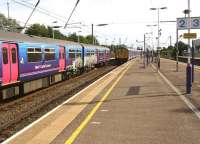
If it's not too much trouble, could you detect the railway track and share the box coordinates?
[0,65,116,142]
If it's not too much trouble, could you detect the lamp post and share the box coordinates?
[91,24,108,45]
[51,21,62,39]
[136,39,144,59]
[105,38,108,46]
[144,34,146,68]
[160,20,178,71]
[52,21,57,39]
[150,7,167,70]
[144,32,152,67]
[77,30,82,43]
[7,0,10,20]
[146,24,157,62]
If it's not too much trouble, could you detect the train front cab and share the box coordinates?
[0,41,20,100]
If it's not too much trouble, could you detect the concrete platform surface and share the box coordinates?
[53,59,200,144]
[157,58,200,109]
[4,58,200,144]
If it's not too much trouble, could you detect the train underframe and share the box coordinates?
[0,61,108,101]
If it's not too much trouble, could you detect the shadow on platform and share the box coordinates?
[64,92,179,106]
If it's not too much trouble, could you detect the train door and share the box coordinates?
[59,46,65,71]
[2,43,18,85]
[81,46,85,67]
[96,49,99,64]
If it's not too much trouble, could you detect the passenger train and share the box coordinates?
[0,31,110,100]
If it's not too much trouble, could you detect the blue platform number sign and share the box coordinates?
[192,17,200,29]
[177,18,188,30]
[177,17,200,30]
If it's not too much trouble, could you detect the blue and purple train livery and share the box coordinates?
[0,31,110,99]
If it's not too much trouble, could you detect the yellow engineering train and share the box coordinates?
[114,47,136,64]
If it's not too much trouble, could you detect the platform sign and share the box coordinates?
[177,17,200,30]
[183,33,197,39]
[177,18,188,30]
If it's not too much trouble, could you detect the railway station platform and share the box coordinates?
[156,58,200,108]
[3,58,200,144]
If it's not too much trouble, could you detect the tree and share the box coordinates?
[25,23,101,44]
[25,23,48,37]
[25,24,67,40]
[53,29,67,40]
[67,33,99,44]
[67,33,79,42]
[0,13,21,32]
[81,35,99,44]
[175,41,188,56]
[160,41,188,59]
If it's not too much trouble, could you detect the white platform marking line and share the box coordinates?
[152,64,200,120]
[100,109,109,112]
[2,62,130,144]
[91,121,101,125]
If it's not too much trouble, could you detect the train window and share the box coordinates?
[27,48,42,63]
[44,48,55,61]
[99,52,104,57]
[76,53,81,58]
[69,53,75,60]
[11,48,16,63]
[62,53,65,59]
[59,53,61,59]
[35,48,41,52]
[2,48,8,64]
[86,52,90,56]
[59,52,65,59]
[69,49,75,53]
[28,48,34,52]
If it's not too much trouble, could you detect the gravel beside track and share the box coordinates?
[0,66,116,142]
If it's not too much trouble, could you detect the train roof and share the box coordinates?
[80,43,110,50]
[0,30,81,46]
[115,47,135,52]
[0,31,110,50]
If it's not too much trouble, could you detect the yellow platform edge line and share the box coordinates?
[65,62,132,144]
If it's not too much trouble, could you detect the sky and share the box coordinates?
[0,0,200,49]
